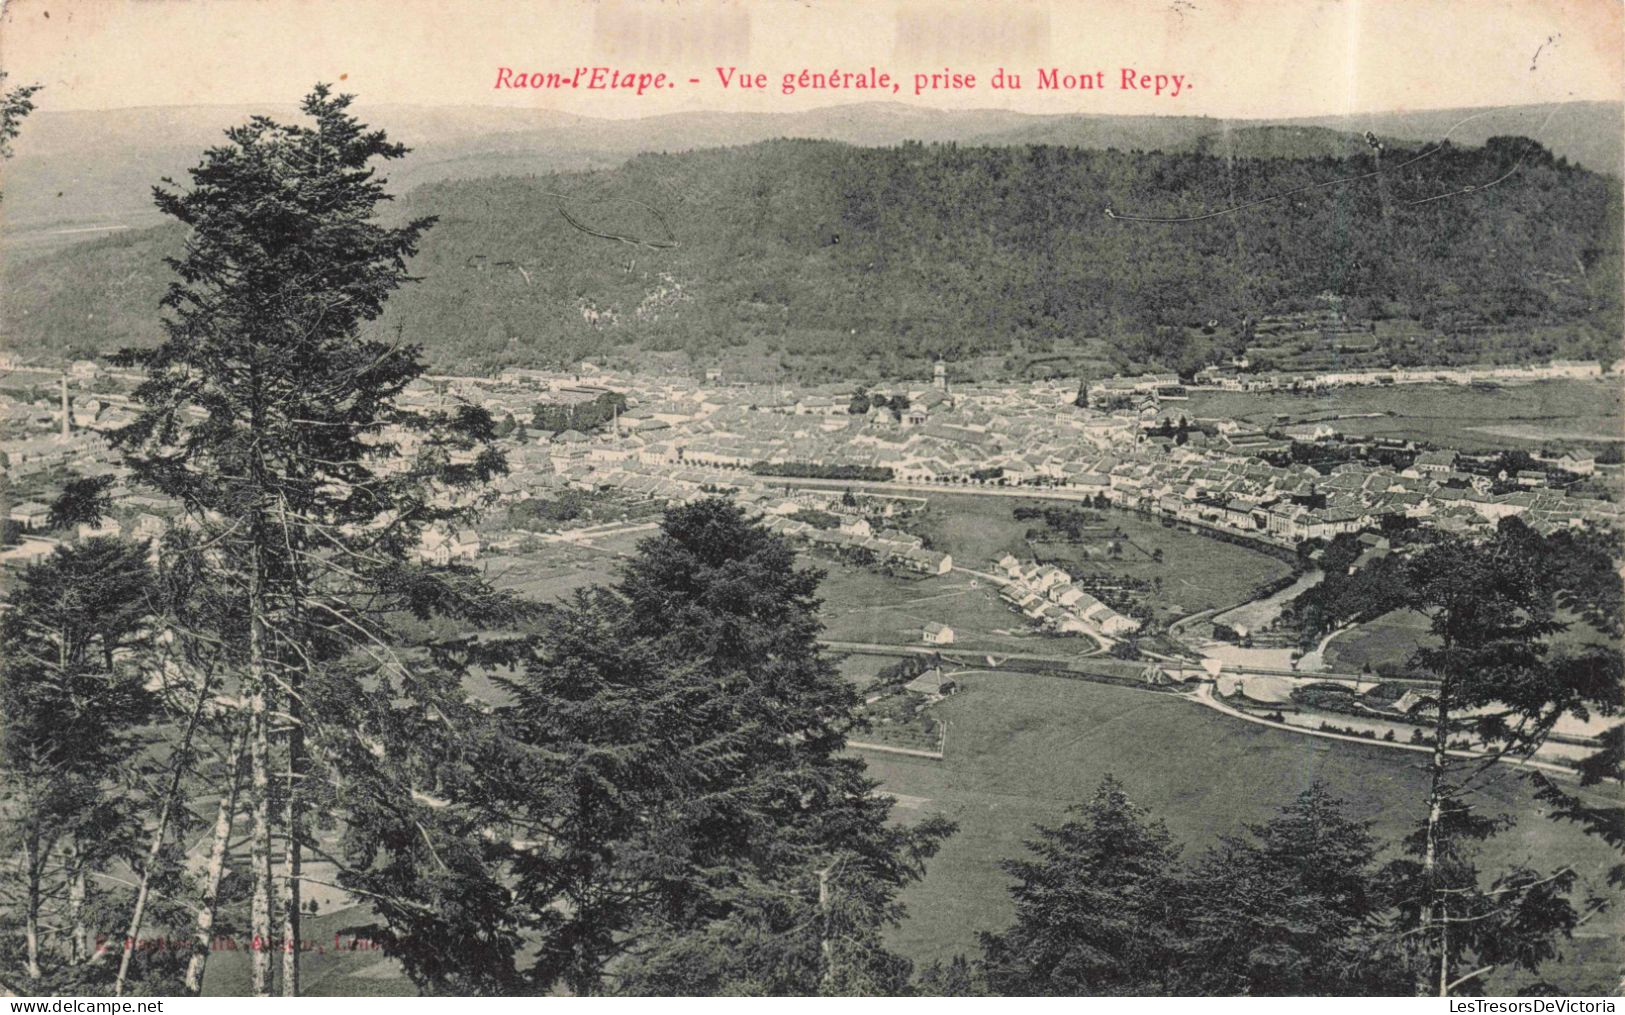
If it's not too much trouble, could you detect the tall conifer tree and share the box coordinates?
[111,85,510,995]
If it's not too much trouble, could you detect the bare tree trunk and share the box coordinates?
[117,674,212,996]
[183,723,249,996]
[24,834,42,982]
[277,537,309,997]
[269,485,312,1000]
[66,850,87,964]
[279,699,303,997]
[1422,658,1453,996]
[818,862,836,995]
[248,553,277,998]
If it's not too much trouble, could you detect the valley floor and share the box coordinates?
[857,668,1624,993]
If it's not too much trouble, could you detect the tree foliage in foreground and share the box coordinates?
[343,499,954,995]
[1389,519,1622,995]
[1184,783,1408,995]
[0,540,161,993]
[106,84,519,996]
[931,770,1614,996]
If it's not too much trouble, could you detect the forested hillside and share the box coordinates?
[3,135,1619,378]
[9,101,1613,253]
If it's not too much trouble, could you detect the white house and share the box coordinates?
[1051,585,1087,608]
[922,622,955,646]
[77,518,122,541]
[1555,451,1596,476]
[418,527,481,565]
[839,517,873,538]
[8,501,51,530]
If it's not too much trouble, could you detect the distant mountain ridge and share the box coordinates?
[2,100,1618,257]
[3,134,1618,381]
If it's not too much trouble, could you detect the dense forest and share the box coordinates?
[3,134,1621,380]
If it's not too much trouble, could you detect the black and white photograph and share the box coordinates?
[0,0,1621,1001]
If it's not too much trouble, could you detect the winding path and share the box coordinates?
[1184,681,1580,778]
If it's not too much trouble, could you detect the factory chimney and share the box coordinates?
[59,375,70,437]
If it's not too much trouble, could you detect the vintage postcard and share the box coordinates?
[0,0,1621,1002]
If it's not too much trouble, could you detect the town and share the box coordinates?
[1,55,1622,995]
[5,353,1618,664]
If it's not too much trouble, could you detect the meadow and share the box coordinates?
[815,562,1057,655]
[484,547,612,602]
[1325,607,1619,676]
[1322,609,1436,674]
[1183,379,1622,452]
[915,492,1294,623]
[860,670,1624,992]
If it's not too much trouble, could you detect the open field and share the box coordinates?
[815,560,1063,656]
[835,653,890,685]
[862,670,1623,991]
[914,492,1293,624]
[188,906,418,997]
[1326,607,1619,676]
[1184,379,1622,451]
[484,546,619,602]
[1323,608,1437,674]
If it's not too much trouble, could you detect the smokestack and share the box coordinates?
[59,376,69,438]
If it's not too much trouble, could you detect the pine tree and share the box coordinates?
[112,529,250,997]
[494,587,724,993]
[109,85,514,996]
[45,475,116,533]
[498,499,952,995]
[1525,526,1625,901]
[980,774,1182,996]
[1184,782,1405,995]
[1391,519,1621,995]
[0,541,159,992]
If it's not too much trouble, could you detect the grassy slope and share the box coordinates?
[158,663,1622,995]
[1327,606,1619,675]
[1183,381,1624,451]
[919,492,1293,619]
[863,670,1623,991]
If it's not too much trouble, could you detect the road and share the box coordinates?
[1184,682,1584,779]
[820,638,1106,665]
[951,564,1007,584]
[751,473,1113,504]
[528,520,659,557]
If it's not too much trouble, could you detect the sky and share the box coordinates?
[0,0,1620,119]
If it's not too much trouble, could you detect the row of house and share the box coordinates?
[993,556,1141,637]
